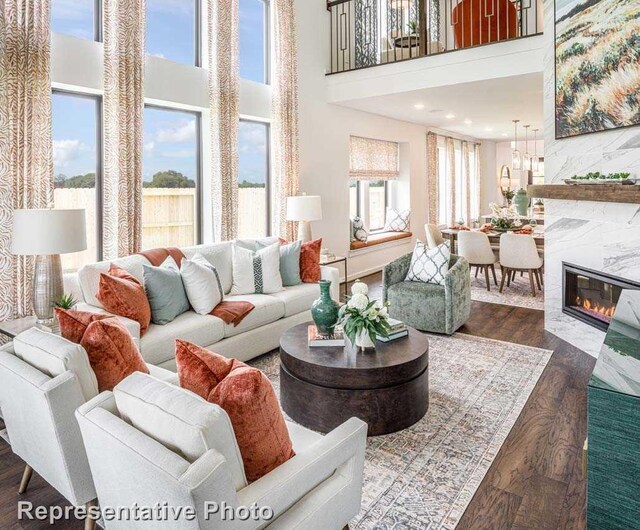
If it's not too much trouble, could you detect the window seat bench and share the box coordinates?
[350,231,412,250]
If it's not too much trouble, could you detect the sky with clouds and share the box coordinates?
[52,0,268,184]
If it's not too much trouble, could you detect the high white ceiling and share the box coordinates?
[336,72,544,142]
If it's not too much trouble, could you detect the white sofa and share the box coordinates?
[64,239,340,371]
[76,373,367,530]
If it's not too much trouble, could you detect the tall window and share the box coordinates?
[52,91,101,271]
[349,136,398,233]
[240,0,270,83]
[147,0,199,65]
[52,0,98,41]
[437,139,480,226]
[238,120,270,238]
[142,106,201,250]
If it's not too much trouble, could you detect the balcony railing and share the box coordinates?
[327,0,543,74]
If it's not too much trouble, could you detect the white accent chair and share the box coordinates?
[76,372,367,530]
[457,231,498,291]
[0,328,177,529]
[499,233,544,297]
[425,223,445,249]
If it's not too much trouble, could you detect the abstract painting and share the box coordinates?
[555,0,640,139]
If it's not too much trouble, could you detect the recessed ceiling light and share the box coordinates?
[414,103,425,110]
[464,118,472,125]
[445,113,455,119]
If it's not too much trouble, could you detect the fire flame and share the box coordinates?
[575,297,615,319]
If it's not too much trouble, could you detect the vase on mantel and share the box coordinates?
[311,280,340,335]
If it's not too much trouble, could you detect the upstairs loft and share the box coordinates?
[327,0,543,74]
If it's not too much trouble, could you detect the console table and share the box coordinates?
[587,289,640,528]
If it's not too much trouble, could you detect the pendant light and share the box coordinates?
[523,124,532,171]
[511,120,522,171]
[532,128,540,173]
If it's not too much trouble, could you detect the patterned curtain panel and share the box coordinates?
[473,143,481,221]
[462,140,471,226]
[103,0,145,259]
[208,0,239,242]
[349,136,399,180]
[446,137,456,227]
[426,132,439,224]
[272,0,300,241]
[0,0,54,319]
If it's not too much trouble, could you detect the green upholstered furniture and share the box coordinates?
[382,253,471,335]
[587,289,640,529]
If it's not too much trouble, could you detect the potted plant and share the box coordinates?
[338,280,392,350]
[54,293,79,311]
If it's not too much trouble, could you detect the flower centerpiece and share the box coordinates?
[489,202,522,232]
[338,280,393,351]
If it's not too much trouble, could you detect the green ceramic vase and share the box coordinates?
[514,188,530,217]
[311,280,340,335]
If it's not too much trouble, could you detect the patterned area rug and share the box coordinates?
[249,333,553,529]
[470,269,544,311]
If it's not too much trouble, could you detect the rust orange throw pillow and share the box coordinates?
[80,319,149,392]
[176,340,294,482]
[55,308,111,344]
[300,238,322,283]
[96,264,151,336]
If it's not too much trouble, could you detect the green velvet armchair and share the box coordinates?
[382,253,471,335]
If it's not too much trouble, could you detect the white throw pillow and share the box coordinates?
[180,253,224,314]
[230,242,283,295]
[405,240,450,285]
[384,207,411,232]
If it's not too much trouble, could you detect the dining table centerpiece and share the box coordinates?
[338,280,392,351]
[489,202,522,232]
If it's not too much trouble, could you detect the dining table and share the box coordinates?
[441,228,545,254]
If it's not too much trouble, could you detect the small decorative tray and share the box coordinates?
[564,179,638,185]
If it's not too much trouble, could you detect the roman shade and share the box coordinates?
[349,136,399,180]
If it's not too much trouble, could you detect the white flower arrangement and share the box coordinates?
[338,280,392,348]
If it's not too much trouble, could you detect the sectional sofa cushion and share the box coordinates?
[180,253,225,315]
[114,372,247,491]
[13,327,99,401]
[175,340,294,482]
[220,294,285,338]
[143,257,190,325]
[230,242,283,295]
[55,308,111,344]
[97,264,152,335]
[139,312,226,367]
[268,282,320,317]
[80,319,149,392]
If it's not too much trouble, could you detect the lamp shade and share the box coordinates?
[286,195,322,222]
[11,209,87,255]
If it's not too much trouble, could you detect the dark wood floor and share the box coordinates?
[0,273,595,529]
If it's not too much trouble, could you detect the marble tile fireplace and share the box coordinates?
[562,263,640,332]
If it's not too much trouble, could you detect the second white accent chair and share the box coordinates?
[499,233,544,297]
[457,231,498,291]
[424,224,445,249]
[76,373,367,530]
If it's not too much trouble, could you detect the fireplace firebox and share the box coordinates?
[562,263,640,331]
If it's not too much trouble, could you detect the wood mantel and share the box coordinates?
[527,184,640,204]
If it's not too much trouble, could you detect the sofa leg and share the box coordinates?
[85,499,97,530]
[499,267,507,293]
[484,266,491,292]
[18,464,33,494]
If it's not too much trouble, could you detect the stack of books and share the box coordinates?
[377,318,408,343]
[308,325,345,347]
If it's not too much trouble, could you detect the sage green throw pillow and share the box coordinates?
[255,239,302,286]
[143,257,190,325]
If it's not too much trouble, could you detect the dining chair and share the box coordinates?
[457,231,497,291]
[425,223,445,249]
[499,233,544,297]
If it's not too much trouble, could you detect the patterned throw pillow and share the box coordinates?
[405,240,451,285]
[384,208,411,232]
[230,242,283,295]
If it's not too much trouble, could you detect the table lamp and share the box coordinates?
[11,209,87,324]
[286,194,322,243]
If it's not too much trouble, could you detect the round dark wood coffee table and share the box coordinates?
[279,323,429,436]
